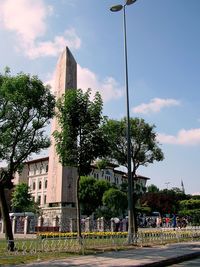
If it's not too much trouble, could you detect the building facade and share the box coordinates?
[14,157,149,209]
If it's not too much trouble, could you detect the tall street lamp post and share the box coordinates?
[110,0,138,243]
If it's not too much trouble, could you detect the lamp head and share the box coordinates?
[110,5,123,12]
[126,0,137,5]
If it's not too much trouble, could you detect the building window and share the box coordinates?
[33,182,36,190]
[45,180,48,189]
[40,166,43,174]
[46,165,48,173]
[38,181,42,190]
[44,195,47,204]
[38,196,41,205]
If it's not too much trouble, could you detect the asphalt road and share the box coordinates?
[171,256,200,266]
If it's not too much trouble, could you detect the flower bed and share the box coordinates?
[37,231,128,239]
[36,228,200,242]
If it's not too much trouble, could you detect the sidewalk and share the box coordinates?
[16,241,200,266]
[0,233,37,239]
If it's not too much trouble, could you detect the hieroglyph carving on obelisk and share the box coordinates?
[47,47,77,205]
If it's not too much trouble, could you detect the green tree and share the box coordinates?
[102,188,128,218]
[103,117,164,233]
[141,189,188,216]
[178,198,200,225]
[179,199,200,210]
[95,159,108,170]
[95,179,112,206]
[104,117,164,177]
[11,183,38,213]
[53,88,108,239]
[191,195,200,200]
[0,69,55,250]
[79,176,111,216]
[79,176,97,216]
[171,187,184,194]
[120,182,128,193]
[147,184,160,193]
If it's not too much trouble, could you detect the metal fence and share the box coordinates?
[1,227,200,262]
[2,215,199,235]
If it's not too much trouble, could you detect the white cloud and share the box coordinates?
[157,128,200,145]
[77,65,123,102]
[0,0,81,58]
[132,98,180,114]
[0,0,51,42]
[25,28,81,59]
[45,64,123,103]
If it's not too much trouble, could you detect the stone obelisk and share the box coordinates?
[45,47,77,224]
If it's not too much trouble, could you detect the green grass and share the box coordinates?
[0,251,79,265]
[0,230,199,265]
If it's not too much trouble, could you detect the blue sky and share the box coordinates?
[0,0,200,194]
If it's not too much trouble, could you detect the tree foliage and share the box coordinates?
[95,159,109,170]
[0,70,55,187]
[147,184,160,193]
[94,179,111,206]
[141,189,188,215]
[102,188,128,218]
[178,198,200,225]
[79,176,111,216]
[11,183,38,213]
[53,89,108,174]
[53,88,108,237]
[0,69,55,250]
[179,199,200,210]
[103,117,164,234]
[104,117,164,176]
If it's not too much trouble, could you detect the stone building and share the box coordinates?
[90,162,149,191]
[14,156,149,210]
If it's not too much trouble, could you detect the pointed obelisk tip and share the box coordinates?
[64,46,77,66]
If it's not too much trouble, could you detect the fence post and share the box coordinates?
[53,216,59,230]
[97,218,100,232]
[24,216,29,235]
[111,218,115,232]
[0,219,4,233]
[69,218,77,232]
[85,217,92,232]
[100,217,105,232]
[12,216,16,234]
[38,216,43,227]
[122,218,127,232]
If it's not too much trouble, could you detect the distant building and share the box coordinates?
[13,157,49,208]
[13,157,150,209]
[89,162,126,186]
[90,162,149,193]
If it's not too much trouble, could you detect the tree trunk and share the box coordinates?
[76,173,82,241]
[0,186,14,251]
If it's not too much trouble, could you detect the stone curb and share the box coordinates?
[137,251,200,267]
